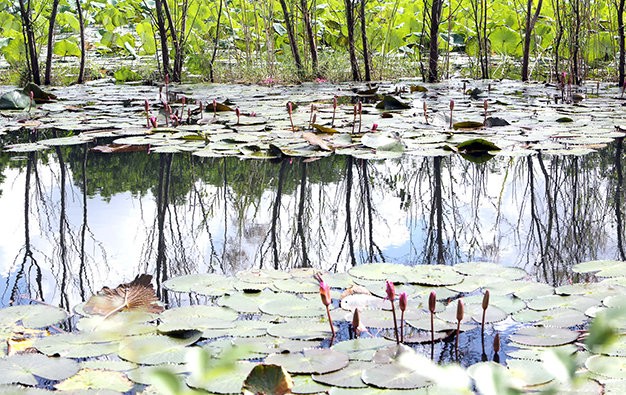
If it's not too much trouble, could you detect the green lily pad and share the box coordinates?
[527,295,599,312]
[452,262,527,280]
[331,337,398,361]
[506,359,555,387]
[267,320,334,340]
[572,260,624,274]
[202,319,269,339]
[405,265,464,286]
[348,263,412,282]
[509,326,580,347]
[55,368,133,392]
[0,354,79,386]
[80,359,137,372]
[585,355,626,379]
[126,363,189,385]
[34,332,117,358]
[513,282,555,300]
[291,374,331,394]
[0,90,30,110]
[118,333,202,365]
[312,361,371,388]
[159,305,239,327]
[260,293,326,317]
[0,305,68,328]
[265,348,349,374]
[187,361,255,394]
[361,362,432,389]
[375,96,410,110]
[162,273,229,293]
[512,308,587,327]
[38,135,94,146]
[453,121,484,130]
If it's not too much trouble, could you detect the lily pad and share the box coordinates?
[509,326,580,347]
[361,362,432,389]
[0,305,68,329]
[375,96,410,110]
[265,348,349,374]
[54,368,133,392]
[242,364,293,395]
[585,355,626,379]
[118,333,202,365]
[0,354,79,386]
[312,361,370,388]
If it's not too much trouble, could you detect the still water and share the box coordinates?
[0,140,623,310]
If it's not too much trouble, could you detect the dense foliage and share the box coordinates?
[0,0,623,84]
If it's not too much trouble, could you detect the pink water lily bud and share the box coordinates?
[371,123,378,131]
[358,101,362,114]
[319,280,331,307]
[149,116,158,128]
[483,99,488,111]
[213,99,217,111]
[423,101,427,114]
[236,107,240,117]
[288,102,293,115]
[165,73,169,85]
[29,91,34,100]
[456,299,464,322]
[144,99,149,112]
[333,96,337,109]
[482,290,490,311]
[181,96,186,105]
[399,292,407,312]
[385,280,395,301]
[449,99,455,111]
[428,291,436,313]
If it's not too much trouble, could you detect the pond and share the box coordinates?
[0,79,625,392]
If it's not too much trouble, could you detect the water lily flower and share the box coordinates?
[149,116,158,128]
[449,99,455,129]
[371,123,378,132]
[315,273,335,338]
[429,291,436,345]
[352,308,368,337]
[235,107,240,125]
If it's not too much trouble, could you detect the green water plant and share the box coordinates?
[399,292,407,343]
[455,298,464,358]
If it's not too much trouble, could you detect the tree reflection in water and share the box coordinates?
[0,143,624,308]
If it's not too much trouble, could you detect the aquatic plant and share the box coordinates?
[398,292,407,343]
[317,275,335,338]
[385,280,400,344]
[429,291,436,346]
[449,99,454,129]
[455,298,464,358]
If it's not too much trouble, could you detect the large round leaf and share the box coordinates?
[361,362,432,389]
[264,348,349,374]
[118,333,201,365]
[509,326,579,347]
[0,305,67,328]
[585,355,626,379]
[242,364,293,395]
[312,361,371,388]
[54,368,134,392]
[0,354,79,386]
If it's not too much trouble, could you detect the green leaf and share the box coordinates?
[53,39,81,57]
[242,364,293,395]
[0,354,79,386]
[55,368,134,392]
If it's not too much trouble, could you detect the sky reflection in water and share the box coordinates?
[0,141,624,308]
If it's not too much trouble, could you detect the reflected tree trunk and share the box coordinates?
[156,154,173,302]
[55,146,70,311]
[433,156,444,264]
[296,161,310,267]
[345,157,357,266]
[360,160,384,262]
[270,160,288,269]
[616,138,626,260]
[78,145,90,299]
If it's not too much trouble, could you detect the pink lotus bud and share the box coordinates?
[288,102,293,115]
[483,99,488,111]
[371,123,378,131]
[423,102,427,113]
[482,290,490,311]
[181,96,186,105]
[213,99,217,111]
[385,280,395,301]
[311,113,317,124]
[493,332,500,353]
[358,101,362,113]
[319,281,331,307]
[144,99,149,112]
[399,292,407,312]
[29,91,34,100]
[456,299,464,322]
[352,308,361,331]
[199,101,203,111]
[449,99,455,111]
[333,96,337,109]
[235,107,240,117]
[149,116,158,128]
[165,73,169,85]
[428,291,436,313]
[251,111,257,117]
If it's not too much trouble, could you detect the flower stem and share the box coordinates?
[390,301,399,345]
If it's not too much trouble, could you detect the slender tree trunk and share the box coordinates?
[618,0,625,86]
[155,0,171,77]
[428,0,443,82]
[344,0,361,80]
[553,0,563,81]
[172,0,188,82]
[76,0,86,83]
[300,0,319,76]
[162,0,182,81]
[482,0,489,78]
[209,0,223,82]
[360,0,371,81]
[571,0,581,83]
[521,0,543,81]
[44,0,60,85]
[18,0,40,84]
[279,0,304,77]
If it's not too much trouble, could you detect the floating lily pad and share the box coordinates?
[267,320,334,340]
[405,265,464,286]
[162,273,229,293]
[312,361,370,388]
[527,295,599,312]
[265,348,349,374]
[38,135,93,146]
[512,307,587,327]
[158,305,238,332]
[572,260,624,274]
[375,96,410,110]
[361,362,432,389]
[506,359,555,387]
[452,262,527,280]
[55,368,133,392]
[34,332,117,358]
[260,293,326,317]
[509,326,579,347]
[0,354,79,386]
[585,355,626,379]
[126,363,189,385]
[331,337,398,361]
[118,333,202,365]
[348,263,412,282]
[291,374,331,394]
[187,361,255,394]
[0,305,68,329]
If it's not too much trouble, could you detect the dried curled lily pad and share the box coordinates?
[242,364,293,395]
[509,326,579,347]
[83,274,163,316]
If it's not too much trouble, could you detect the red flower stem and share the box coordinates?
[390,301,399,344]
[326,305,335,338]
[430,311,434,344]
[455,320,461,358]
[400,310,405,343]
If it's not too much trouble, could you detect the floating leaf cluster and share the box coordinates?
[0,259,623,393]
[2,80,626,162]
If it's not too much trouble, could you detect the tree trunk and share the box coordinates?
[155,0,170,78]
[360,0,371,81]
[161,0,183,82]
[209,0,223,82]
[300,0,319,76]
[521,0,543,81]
[571,0,581,83]
[279,0,304,77]
[344,0,361,80]
[76,0,86,83]
[553,0,563,81]
[18,0,40,84]
[44,0,60,85]
[619,0,625,86]
[428,0,443,82]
